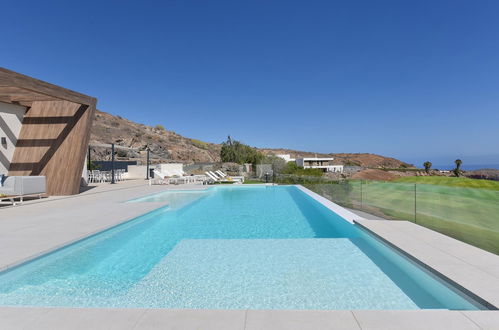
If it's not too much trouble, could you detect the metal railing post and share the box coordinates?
[146,148,150,180]
[360,180,363,210]
[111,143,116,184]
[88,145,91,169]
[414,183,417,223]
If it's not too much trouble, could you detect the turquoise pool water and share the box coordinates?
[0,185,484,309]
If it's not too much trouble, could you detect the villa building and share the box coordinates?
[0,68,96,195]
[296,157,343,173]
[277,154,344,173]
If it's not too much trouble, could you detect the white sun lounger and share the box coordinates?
[205,171,219,182]
[215,170,245,183]
[215,170,227,178]
[206,171,243,184]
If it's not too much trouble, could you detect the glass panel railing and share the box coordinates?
[414,184,499,255]
[361,181,416,222]
[276,174,499,255]
[306,181,362,209]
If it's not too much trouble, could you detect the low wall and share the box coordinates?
[125,165,148,180]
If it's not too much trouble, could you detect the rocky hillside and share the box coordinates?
[90,110,412,168]
[90,110,221,163]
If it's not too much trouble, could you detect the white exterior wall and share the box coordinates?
[125,165,148,180]
[0,101,26,174]
[158,163,184,176]
[276,154,295,162]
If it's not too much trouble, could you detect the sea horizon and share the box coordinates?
[432,164,499,171]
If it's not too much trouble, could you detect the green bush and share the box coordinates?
[116,149,127,157]
[281,162,323,177]
[220,136,264,165]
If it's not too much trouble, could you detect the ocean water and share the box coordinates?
[434,164,499,171]
[0,186,484,310]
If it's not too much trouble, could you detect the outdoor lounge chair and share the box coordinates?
[0,176,46,205]
[205,171,219,182]
[213,170,245,183]
[206,171,243,184]
[215,170,227,178]
[150,169,197,185]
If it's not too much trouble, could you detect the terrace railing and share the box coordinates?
[275,174,499,255]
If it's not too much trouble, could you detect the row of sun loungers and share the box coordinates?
[205,171,244,183]
[150,168,208,185]
[150,169,244,185]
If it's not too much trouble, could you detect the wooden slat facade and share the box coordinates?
[1,68,96,195]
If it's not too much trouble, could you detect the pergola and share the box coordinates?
[0,68,97,195]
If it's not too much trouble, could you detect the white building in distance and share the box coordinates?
[276,154,295,162]
[276,154,344,173]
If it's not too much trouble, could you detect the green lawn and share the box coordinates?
[393,176,499,191]
[306,178,499,255]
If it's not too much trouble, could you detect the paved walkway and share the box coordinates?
[2,307,499,329]
[346,208,386,220]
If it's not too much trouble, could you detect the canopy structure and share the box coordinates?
[0,67,97,195]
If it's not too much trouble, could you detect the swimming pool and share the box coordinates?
[0,185,485,310]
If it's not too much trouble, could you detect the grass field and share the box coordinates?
[393,176,499,190]
[306,177,499,255]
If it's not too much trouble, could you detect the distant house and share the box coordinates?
[295,157,343,173]
[277,154,344,173]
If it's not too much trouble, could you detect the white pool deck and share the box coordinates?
[0,181,498,329]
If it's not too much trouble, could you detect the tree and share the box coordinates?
[220,136,264,165]
[261,155,287,174]
[423,161,432,174]
[453,159,463,177]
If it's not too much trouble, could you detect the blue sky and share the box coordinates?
[1,0,499,167]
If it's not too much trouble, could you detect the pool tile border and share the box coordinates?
[295,185,365,223]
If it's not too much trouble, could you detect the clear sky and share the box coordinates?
[1,0,498,167]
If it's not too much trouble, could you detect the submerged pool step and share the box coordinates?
[126,238,419,310]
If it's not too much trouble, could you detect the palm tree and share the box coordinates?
[454,159,463,177]
[423,161,432,174]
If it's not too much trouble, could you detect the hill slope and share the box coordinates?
[90,110,221,162]
[90,110,412,168]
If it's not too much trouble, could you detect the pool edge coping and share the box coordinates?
[295,185,366,223]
